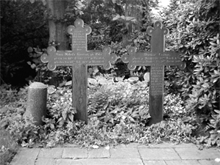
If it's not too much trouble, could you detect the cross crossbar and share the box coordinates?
[41,19,117,71]
[122,48,183,70]
[41,46,115,70]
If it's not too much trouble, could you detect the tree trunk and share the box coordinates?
[46,0,68,85]
[47,0,68,50]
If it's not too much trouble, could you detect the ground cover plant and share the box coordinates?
[1,76,219,151]
[1,77,219,164]
[0,129,18,165]
[0,85,26,165]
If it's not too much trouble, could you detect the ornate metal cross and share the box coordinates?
[121,21,183,124]
[41,19,117,122]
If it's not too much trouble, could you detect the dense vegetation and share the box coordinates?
[161,0,220,144]
[0,79,197,147]
[1,0,48,86]
[0,0,219,164]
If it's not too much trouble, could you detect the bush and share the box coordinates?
[162,0,220,146]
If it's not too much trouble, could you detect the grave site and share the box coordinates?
[0,0,219,165]
[40,19,183,125]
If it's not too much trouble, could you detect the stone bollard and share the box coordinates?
[25,82,47,125]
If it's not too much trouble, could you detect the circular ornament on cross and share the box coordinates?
[47,63,56,71]
[67,19,92,35]
[128,63,136,70]
[147,21,169,36]
[103,47,115,70]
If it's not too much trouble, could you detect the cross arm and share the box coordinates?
[121,47,157,70]
[121,47,185,69]
[162,51,185,68]
[41,46,60,70]
[41,46,117,71]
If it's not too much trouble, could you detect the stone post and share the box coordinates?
[25,82,47,125]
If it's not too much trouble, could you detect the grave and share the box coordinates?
[121,21,184,124]
[41,19,117,123]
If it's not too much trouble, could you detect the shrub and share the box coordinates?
[162,0,220,146]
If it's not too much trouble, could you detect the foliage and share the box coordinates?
[0,87,34,145]
[27,47,72,86]
[0,85,19,106]
[1,0,48,86]
[88,79,150,126]
[0,86,28,165]
[46,86,76,130]
[197,109,220,147]
[76,0,157,46]
[161,0,220,146]
[0,85,76,148]
[65,0,157,77]
[75,80,195,147]
[82,0,156,75]
[0,129,18,165]
[21,0,158,85]
[1,0,160,87]
[1,76,220,152]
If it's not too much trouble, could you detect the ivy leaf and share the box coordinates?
[48,86,56,94]
[112,0,116,3]
[202,83,209,88]
[62,111,67,120]
[68,114,74,122]
[214,110,220,114]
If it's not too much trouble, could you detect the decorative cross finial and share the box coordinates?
[147,21,169,54]
[67,19,92,51]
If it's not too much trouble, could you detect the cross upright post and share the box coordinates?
[121,21,183,124]
[41,19,117,123]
